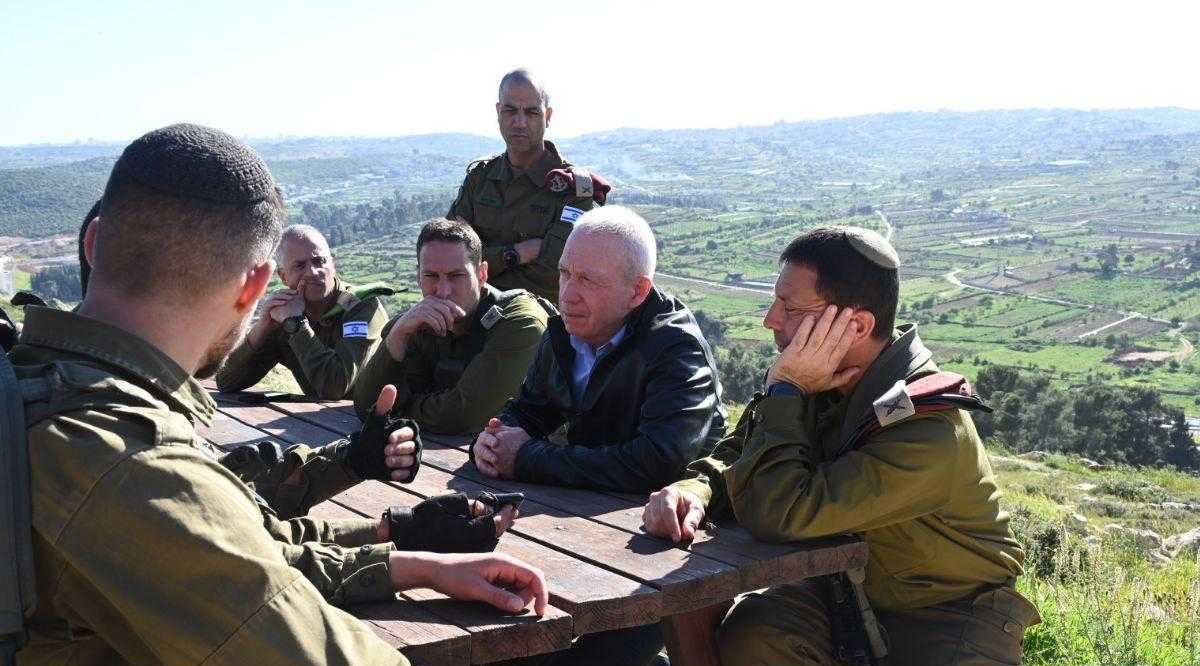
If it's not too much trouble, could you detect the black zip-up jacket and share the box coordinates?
[499,287,726,492]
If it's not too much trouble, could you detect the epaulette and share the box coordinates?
[479,289,523,330]
[465,154,500,177]
[321,282,396,321]
[834,371,992,458]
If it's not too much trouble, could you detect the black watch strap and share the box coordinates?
[503,245,521,269]
[283,315,305,335]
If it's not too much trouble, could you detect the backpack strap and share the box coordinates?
[833,371,992,458]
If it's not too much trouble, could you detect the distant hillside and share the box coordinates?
[0,157,113,237]
[3,108,1200,238]
[0,133,504,237]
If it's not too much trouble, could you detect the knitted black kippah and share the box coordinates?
[103,123,276,205]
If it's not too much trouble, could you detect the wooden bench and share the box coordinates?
[200,391,868,665]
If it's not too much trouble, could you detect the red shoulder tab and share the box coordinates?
[905,372,970,400]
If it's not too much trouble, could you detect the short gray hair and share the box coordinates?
[498,68,550,108]
[571,206,657,280]
[277,224,328,262]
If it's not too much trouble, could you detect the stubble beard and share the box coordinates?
[195,316,250,379]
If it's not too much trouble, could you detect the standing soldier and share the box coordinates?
[449,68,610,305]
[217,224,391,400]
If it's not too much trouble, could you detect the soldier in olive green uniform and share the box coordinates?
[643,227,1039,665]
[10,124,546,666]
[448,69,609,304]
[354,219,549,434]
[217,225,390,400]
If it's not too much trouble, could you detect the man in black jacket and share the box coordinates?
[472,205,726,493]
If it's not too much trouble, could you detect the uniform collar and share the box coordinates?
[491,140,564,185]
[831,324,932,454]
[18,306,217,425]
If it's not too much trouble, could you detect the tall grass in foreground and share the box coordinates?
[1015,512,1199,665]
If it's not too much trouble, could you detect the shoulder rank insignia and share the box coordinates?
[480,305,503,330]
[872,380,917,427]
[321,281,397,320]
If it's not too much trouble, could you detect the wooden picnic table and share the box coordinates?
[198,389,867,666]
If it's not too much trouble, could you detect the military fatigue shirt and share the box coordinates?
[353,285,549,434]
[217,279,388,399]
[448,141,596,304]
[12,307,404,665]
[219,438,366,521]
[672,325,1024,612]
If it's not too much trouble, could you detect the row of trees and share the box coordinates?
[30,265,82,302]
[294,191,448,247]
[974,365,1198,471]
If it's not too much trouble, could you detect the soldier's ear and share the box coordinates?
[544,106,553,127]
[83,216,101,265]
[236,261,274,312]
[852,310,877,343]
[477,260,489,285]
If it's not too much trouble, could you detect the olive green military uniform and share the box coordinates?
[219,438,367,520]
[448,141,596,304]
[671,325,1039,665]
[12,307,405,665]
[353,285,549,434]
[217,279,389,399]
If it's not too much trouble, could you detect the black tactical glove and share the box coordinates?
[383,492,518,553]
[348,412,422,482]
[217,440,286,484]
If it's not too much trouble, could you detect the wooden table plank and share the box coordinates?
[327,481,662,636]
[259,396,364,435]
[197,410,284,451]
[212,398,345,447]
[331,476,739,616]
[400,591,572,665]
[243,401,864,602]
[415,441,869,592]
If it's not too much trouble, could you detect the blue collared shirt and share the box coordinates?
[568,327,627,401]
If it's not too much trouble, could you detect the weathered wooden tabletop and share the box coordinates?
[199,390,867,666]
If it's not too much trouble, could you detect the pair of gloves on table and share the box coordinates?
[350,411,520,553]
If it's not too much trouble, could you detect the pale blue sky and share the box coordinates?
[2,0,1197,146]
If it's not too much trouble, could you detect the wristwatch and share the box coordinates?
[282,315,306,336]
[502,245,521,270]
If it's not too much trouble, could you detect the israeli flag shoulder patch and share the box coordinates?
[561,205,584,224]
[342,321,369,339]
